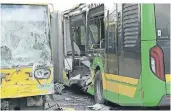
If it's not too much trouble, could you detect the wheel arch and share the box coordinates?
[94,66,100,73]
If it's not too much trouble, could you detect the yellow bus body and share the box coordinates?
[0,2,54,99]
[0,67,54,99]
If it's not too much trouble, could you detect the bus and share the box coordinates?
[62,3,170,107]
[0,2,54,108]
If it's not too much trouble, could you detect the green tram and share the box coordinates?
[62,3,170,107]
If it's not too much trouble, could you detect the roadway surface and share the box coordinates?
[1,86,169,110]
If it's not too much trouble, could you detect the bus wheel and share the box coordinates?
[94,70,105,104]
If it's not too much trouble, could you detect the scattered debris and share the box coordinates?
[67,74,92,92]
[64,98,72,101]
[70,74,81,80]
[80,75,92,91]
[45,95,54,102]
[85,76,92,86]
[87,103,112,111]
[27,96,43,107]
[44,94,62,110]
[44,101,62,110]
[87,103,103,110]
[63,107,76,111]
[1,99,9,110]
[51,88,95,110]
[54,83,65,94]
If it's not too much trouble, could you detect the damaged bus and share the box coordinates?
[63,3,170,107]
[62,3,105,91]
[0,2,55,108]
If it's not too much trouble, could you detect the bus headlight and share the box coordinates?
[34,68,51,79]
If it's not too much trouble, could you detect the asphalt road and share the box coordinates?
[50,87,96,110]
[2,87,169,110]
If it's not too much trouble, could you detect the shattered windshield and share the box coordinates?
[0,4,52,68]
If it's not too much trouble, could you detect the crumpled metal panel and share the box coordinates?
[0,4,51,68]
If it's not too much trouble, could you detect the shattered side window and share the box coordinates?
[0,4,51,68]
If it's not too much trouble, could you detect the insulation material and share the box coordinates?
[0,5,51,68]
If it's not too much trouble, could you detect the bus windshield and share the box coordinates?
[0,4,52,68]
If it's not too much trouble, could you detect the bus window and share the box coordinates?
[89,24,99,48]
[155,4,170,77]
[107,24,116,53]
[155,4,170,40]
[123,4,140,50]
[119,4,141,79]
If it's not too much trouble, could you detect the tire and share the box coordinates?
[94,70,105,104]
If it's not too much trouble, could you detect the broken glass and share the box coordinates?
[0,4,51,68]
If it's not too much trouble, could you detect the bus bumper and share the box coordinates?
[0,84,54,99]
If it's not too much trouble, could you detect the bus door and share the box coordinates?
[104,7,119,103]
[118,4,142,105]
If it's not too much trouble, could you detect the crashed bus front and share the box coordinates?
[0,4,54,99]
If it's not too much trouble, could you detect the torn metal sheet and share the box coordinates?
[67,74,92,92]
[80,58,90,67]
[27,96,43,107]
[54,83,65,94]
[70,74,81,80]
[87,103,112,111]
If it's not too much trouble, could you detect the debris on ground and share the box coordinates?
[66,74,92,92]
[44,94,62,110]
[1,99,9,110]
[87,103,103,110]
[87,103,112,111]
[44,101,62,110]
[80,75,92,91]
[63,107,76,111]
[51,87,95,110]
[70,74,81,80]
[54,83,65,94]
[64,97,72,101]
[27,96,43,106]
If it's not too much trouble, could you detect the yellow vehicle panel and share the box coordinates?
[0,67,54,99]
